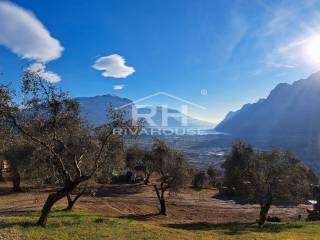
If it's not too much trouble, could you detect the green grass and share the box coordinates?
[1,210,320,240]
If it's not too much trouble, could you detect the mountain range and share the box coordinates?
[75,72,320,171]
[215,72,320,171]
[76,95,213,129]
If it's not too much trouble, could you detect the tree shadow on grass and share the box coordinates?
[0,211,92,229]
[0,209,94,226]
[119,212,160,221]
[0,210,39,216]
[0,221,36,229]
[0,220,83,229]
[164,222,304,235]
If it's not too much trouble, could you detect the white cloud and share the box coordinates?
[266,61,296,69]
[0,1,63,62]
[92,54,135,78]
[27,63,61,83]
[263,8,295,36]
[215,12,248,64]
[256,0,315,37]
[113,85,125,90]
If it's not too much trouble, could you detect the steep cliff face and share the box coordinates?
[215,72,320,170]
[216,72,320,138]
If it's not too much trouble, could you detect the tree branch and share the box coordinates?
[7,112,70,180]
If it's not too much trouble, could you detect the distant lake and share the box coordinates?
[196,128,229,135]
[139,127,229,136]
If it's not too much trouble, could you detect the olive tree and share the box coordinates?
[223,142,318,226]
[0,136,8,182]
[0,90,13,182]
[207,165,221,187]
[125,145,154,184]
[151,140,190,215]
[3,138,34,191]
[0,67,129,226]
[192,171,208,189]
[246,150,317,225]
[222,141,254,196]
[95,134,125,184]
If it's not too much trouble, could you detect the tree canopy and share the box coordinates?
[223,141,318,225]
[0,67,131,226]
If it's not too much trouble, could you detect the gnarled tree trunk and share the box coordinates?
[154,185,167,215]
[64,190,85,211]
[37,189,68,226]
[144,173,151,185]
[37,176,89,226]
[258,195,272,226]
[159,198,166,215]
[65,194,75,211]
[11,169,21,192]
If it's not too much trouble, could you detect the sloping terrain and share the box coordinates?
[0,183,309,224]
[0,183,318,240]
[215,72,320,170]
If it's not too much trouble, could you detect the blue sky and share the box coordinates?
[1,0,320,123]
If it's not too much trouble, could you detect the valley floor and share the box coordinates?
[0,183,319,239]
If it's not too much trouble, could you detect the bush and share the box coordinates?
[207,165,221,187]
[192,171,208,189]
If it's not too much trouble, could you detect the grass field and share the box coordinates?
[1,209,320,240]
[0,183,319,239]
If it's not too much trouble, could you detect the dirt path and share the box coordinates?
[0,183,310,224]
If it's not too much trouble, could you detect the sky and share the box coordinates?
[1,0,320,124]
